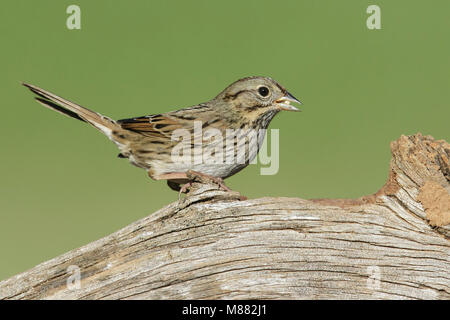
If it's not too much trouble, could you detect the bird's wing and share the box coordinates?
[117,104,217,140]
[118,114,185,139]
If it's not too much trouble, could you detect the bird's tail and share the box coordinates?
[23,83,122,138]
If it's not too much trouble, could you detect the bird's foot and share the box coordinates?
[185,170,247,200]
[178,181,192,201]
[164,171,247,201]
[186,170,230,192]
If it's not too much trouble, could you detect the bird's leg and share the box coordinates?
[186,170,233,192]
[157,171,247,200]
[154,171,231,191]
[178,182,193,201]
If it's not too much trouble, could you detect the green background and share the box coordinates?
[1,0,449,281]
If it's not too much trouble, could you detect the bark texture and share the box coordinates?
[0,133,449,300]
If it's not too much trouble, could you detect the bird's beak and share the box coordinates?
[275,92,302,111]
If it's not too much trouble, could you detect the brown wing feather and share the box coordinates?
[117,104,225,143]
[118,114,182,138]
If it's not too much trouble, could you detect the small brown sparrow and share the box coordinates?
[23,77,301,193]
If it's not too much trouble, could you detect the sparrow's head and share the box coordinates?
[216,76,302,112]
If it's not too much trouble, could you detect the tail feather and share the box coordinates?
[35,97,85,122]
[23,83,118,137]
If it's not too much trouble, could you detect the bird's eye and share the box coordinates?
[258,86,269,97]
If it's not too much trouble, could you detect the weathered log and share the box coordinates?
[0,133,449,299]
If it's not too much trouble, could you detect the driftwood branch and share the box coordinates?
[0,133,449,300]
